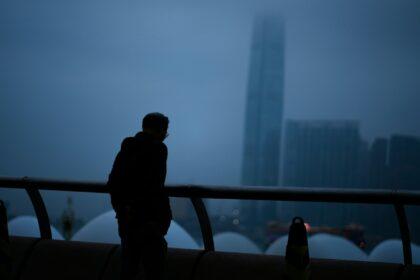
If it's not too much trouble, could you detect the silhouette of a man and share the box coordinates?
[108,113,172,280]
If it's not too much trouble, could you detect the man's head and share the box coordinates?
[142,112,169,142]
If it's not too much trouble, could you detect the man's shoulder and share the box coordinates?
[122,135,166,152]
[152,141,167,158]
[120,137,136,151]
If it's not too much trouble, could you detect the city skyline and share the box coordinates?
[2,1,420,187]
[1,1,420,253]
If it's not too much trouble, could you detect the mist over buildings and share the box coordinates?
[1,0,420,226]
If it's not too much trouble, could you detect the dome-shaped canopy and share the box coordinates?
[308,233,367,261]
[368,239,420,264]
[71,210,199,249]
[265,233,367,261]
[213,232,261,254]
[265,235,288,255]
[369,239,404,263]
[8,215,64,240]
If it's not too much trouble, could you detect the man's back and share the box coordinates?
[108,131,172,229]
[108,113,171,280]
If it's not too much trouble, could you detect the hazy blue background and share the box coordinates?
[1,0,420,220]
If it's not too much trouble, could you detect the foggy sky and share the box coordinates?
[1,0,420,219]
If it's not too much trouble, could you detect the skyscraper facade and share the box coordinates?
[389,134,420,190]
[281,120,366,225]
[368,138,389,188]
[282,120,364,188]
[241,16,285,187]
[241,16,284,230]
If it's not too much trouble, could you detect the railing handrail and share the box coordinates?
[1,176,420,205]
[0,176,419,265]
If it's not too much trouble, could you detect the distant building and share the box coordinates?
[363,135,420,243]
[241,15,285,226]
[366,134,420,190]
[281,120,367,225]
[282,120,364,188]
[388,135,420,245]
[241,15,284,187]
[389,134,420,190]
[368,138,389,188]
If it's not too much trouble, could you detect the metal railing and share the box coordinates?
[1,176,420,265]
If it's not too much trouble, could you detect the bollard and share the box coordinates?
[284,217,311,280]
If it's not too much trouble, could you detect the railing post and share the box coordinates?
[25,184,52,239]
[190,197,214,251]
[394,203,412,265]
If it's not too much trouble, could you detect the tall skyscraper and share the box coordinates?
[242,16,285,187]
[241,15,284,229]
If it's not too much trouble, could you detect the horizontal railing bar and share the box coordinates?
[1,177,420,205]
[0,177,108,193]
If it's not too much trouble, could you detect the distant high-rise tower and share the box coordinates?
[242,16,285,187]
[240,16,284,230]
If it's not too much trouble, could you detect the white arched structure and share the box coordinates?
[308,233,367,261]
[71,210,199,249]
[265,233,367,261]
[8,215,64,240]
[369,239,420,264]
[213,232,261,254]
[265,235,288,255]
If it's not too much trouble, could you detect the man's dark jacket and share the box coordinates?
[107,132,172,234]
